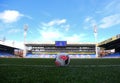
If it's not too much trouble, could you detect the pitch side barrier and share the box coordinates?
[26,54,96,58]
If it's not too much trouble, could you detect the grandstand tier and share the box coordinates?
[25,41,96,58]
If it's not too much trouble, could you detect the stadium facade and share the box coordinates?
[25,41,96,58]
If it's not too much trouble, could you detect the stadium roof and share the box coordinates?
[0,41,22,50]
[26,41,95,45]
[25,41,95,47]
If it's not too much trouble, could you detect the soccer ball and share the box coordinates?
[55,53,70,66]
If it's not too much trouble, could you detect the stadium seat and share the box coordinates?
[102,52,120,58]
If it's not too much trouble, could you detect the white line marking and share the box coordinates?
[0,64,120,67]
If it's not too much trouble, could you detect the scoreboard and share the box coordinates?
[55,41,67,47]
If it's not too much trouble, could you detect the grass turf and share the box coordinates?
[0,58,120,83]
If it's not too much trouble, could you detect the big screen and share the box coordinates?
[55,41,67,46]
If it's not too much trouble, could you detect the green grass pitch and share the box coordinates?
[0,58,120,83]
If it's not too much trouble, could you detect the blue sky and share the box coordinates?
[0,0,120,48]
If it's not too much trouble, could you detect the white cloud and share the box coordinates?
[61,24,70,31]
[96,1,120,15]
[8,29,21,33]
[39,27,86,42]
[105,1,120,14]
[40,29,61,40]
[38,19,87,42]
[99,14,120,28]
[84,16,92,23]
[24,15,33,19]
[84,16,97,30]
[88,1,120,30]
[0,10,23,23]
[41,19,70,31]
[42,19,66,26]
[38,26,62,41]
[63,34,86,42]
[84,13,120,30]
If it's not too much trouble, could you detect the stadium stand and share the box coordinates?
[102,52,120,58]
[25,41,96,58]
[98,34,120,58]
[0,51,13,57]
[0,43,23,58]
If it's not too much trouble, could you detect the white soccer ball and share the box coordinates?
[55,53,70,66]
